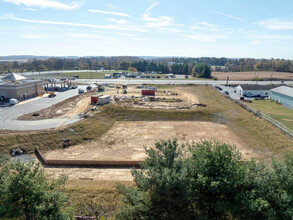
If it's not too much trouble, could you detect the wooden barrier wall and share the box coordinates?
[35,147,141,167]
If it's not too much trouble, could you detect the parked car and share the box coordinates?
[224,91,229,95]
[78,88,85,94]
[86,86,92,90]
[9,98,19,105]
[71,85,78,89]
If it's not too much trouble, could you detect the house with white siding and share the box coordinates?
[236,85,278,97]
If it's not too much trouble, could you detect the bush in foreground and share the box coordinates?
[116,140,293,219]
[0,161,73,220]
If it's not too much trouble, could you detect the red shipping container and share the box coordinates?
[91,95,99,103]
[142,90,155,96]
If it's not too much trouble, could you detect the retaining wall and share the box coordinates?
[35,147,141,167]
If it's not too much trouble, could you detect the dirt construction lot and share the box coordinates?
[43,121,257,181]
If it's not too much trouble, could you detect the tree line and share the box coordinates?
[1,56,293,74]
[2,140,293,219]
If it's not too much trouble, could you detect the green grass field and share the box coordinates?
[247,100,293,131]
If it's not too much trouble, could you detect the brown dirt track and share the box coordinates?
[212,71,293,81]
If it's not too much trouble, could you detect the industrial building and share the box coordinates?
[269,86,293,109]
[0,73,44,101]
[236,85,278,97]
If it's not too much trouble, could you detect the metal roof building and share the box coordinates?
[2,73,27,81]
[270,86,293,109]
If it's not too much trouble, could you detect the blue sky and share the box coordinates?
[1,0,293,58]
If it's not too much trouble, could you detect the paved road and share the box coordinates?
[0,85,88,130]
[75,78,293,85]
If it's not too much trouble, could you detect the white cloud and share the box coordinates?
[145,2,159,13]
[250,34,292,40]
[107,18,128,25]
[212,11,245,22]
[3,0,81,10]
[22,34,42,38]
[183,33,227,43]
[23,8,38,11]
[142,2,175,28]
[89,9,130,17]
[256,19,293,30]
[114,32,135,37]
[0,14,146,32]
[190,22,218,32]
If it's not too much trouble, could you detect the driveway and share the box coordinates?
[0,85,88,130]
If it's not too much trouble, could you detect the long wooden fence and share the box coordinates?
[35,147,141,167]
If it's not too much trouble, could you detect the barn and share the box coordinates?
[269,86,293,109]
[236,85,278,97]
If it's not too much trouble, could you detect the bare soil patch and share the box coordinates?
[103,85,202,110]
[212,71,293,81]
[43,121,256,181]
[18,91,94,120]
[44,121,255,162]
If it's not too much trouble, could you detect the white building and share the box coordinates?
[236,85,278,97]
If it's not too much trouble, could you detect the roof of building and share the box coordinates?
[2,73,26,81]
[239,84,279,91]
[270,86,293,98]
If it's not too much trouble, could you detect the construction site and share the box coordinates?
[5,84,269,182]
[2,82,293,217]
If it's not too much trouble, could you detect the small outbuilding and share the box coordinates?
[269,86,293,109]
[236,85,278,97]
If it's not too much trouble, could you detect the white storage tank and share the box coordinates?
[97,95,110,105]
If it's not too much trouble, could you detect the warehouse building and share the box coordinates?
[0,73,44,101]
[269,86,293,109]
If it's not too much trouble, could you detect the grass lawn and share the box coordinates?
[246,100,293,131]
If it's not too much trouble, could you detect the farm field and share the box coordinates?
[246,100,293,130]
[212,71,293,81]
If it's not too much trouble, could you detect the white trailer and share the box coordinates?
[97,95,110,105]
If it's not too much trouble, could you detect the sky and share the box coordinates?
[1,0,293,59]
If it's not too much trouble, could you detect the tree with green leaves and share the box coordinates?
[116,140,192,220]
[0,161,73,220]
[116,139,293,219]
[192,63,211,78]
